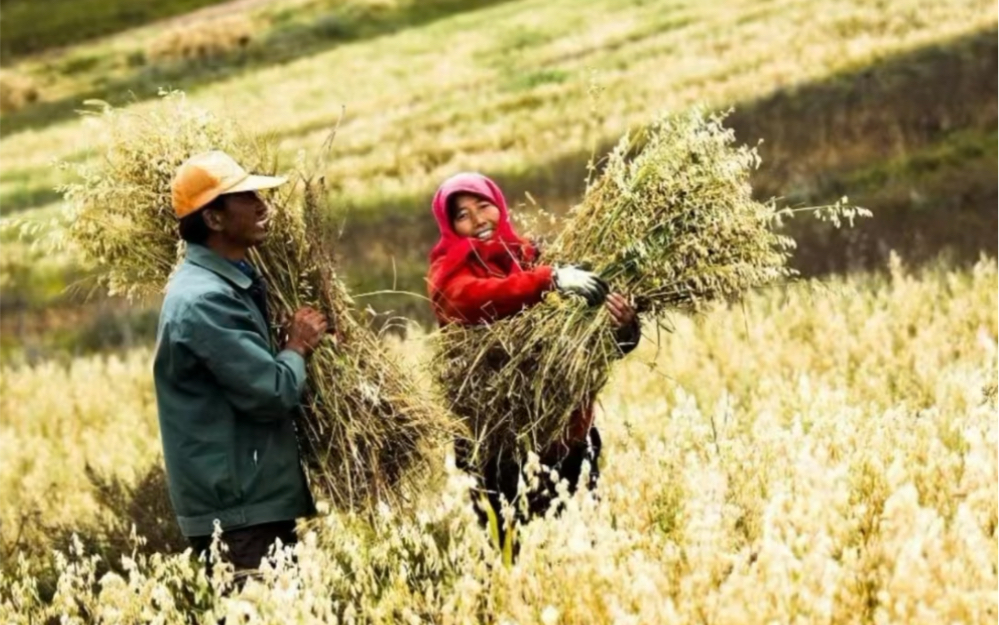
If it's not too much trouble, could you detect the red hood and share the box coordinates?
[427,172,535,287]
[429,172,521,261]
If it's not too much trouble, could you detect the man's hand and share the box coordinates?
[606,293,636,328]
[285,307,328,357]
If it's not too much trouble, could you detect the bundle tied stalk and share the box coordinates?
[62,91,447,509]
[432,109,798,464]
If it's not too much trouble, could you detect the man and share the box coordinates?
[154,150,327,572]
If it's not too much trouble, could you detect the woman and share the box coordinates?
[426,172,640,545]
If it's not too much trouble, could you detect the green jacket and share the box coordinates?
[153,244,314,537]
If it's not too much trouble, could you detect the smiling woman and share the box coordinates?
[448,192,501,241]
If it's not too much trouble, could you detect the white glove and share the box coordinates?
[553,266,608,306]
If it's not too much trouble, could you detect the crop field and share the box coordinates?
[0,0,996,622]
[1,258,996,622]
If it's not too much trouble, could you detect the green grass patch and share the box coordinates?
[8,0,987,195]
[0,0,228,59]
[842,128,998,194]
[0,186,63,217]
[503,68,571,91]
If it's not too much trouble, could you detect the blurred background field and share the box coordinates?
[1,0,996,361]
[0,1,997,621]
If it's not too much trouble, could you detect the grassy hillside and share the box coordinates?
[335,27,997,305]
[1,0,993,216]
[0,0,995,357]
[0,0,500,60]
[0,0,226,58]
[0,0,511,129]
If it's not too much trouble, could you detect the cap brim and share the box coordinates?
[224,174,288,195]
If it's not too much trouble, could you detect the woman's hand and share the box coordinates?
[605,293,636,328]
[553,266,608,306]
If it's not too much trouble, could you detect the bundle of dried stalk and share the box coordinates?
[432,109,831,463]
[62,91,447,509]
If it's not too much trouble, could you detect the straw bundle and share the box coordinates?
[62,91,446,509]
[432,109,805,462]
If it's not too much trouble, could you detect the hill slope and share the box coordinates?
[2,0,993,217]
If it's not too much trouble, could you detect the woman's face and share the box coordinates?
[450,193,501,241]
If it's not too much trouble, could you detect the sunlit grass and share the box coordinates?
[1,258,995,623]
[1,0,993,218]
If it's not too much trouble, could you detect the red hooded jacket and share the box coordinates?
[427,172,596,446]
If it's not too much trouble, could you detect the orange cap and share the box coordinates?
[171,151,287,218]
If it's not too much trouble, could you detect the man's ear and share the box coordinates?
[203,205,225,232]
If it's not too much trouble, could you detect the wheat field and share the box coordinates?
[0,1,996,620]
[2,256,995,624]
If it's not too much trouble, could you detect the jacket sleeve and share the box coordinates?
[437,265,555,323]
[182,290,307,421]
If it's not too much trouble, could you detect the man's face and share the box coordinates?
[205,191,271,247]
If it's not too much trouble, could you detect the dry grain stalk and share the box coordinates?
[432,109,800,463]
[62,91,447,509]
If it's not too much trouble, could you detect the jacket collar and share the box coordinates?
[185,243,252,290]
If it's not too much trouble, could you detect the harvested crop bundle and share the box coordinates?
[432,109,811,462]
[62,91,446,509]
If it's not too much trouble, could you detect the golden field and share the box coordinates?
[2,257,995,623]
[1,0,996,622]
